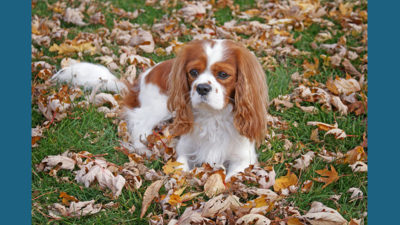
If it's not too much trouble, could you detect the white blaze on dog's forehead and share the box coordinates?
[205,40,224,69]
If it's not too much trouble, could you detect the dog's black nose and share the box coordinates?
[196,83,212,96]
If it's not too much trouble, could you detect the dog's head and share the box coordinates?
[167,39,269,144]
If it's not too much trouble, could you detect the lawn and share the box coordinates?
[31,0,368,224]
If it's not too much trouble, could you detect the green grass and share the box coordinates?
[32,0,367,224]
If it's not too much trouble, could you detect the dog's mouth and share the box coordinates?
[200,95,208,102]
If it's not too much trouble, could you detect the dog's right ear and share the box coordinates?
[167,44,194,136]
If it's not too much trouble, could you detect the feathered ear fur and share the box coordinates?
[167,45,194,136]
[233,46,269,146]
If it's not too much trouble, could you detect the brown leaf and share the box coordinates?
[301,180,313,193]
[342,59,362,77]
[140,179,164,218]
[327,76,361,96]
[59,192,79,206]
[310,128,320,142]
[348,101,367,115]
[343,146,367,164]
[313,165,339,189]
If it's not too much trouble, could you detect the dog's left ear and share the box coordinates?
[233,46,269,146]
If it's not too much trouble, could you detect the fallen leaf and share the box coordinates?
[347,187,363,200]
[327,76,361,96]
[48,200,103,219]
[59,192,79,206]
[313,165,339,189]
[204,173,226,198]
[292,151,315,170]
[201,194,242,218]
[49,41,96,55]
[310,128,320,142]
[307,121,347,139]
[37,154,75,172]
[301,180,313,193]
[63,8,87,26]
[162,160,183,175]
[273,170,298,192]
[330,96,348,115]
[75,159,126,197]
[140,179,164,218]
[325,128,347,139]
[235,214,271,225]
[349,161,367,173]
[343,146,367,164]
[302,201,347,225]
[342,59,362,77]
[177,207,211,224]
[348,101,367,115]
[287,217,304,225]
[349,219,362,225]
[315,31,332,42]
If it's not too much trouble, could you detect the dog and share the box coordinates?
[123,39,269,179]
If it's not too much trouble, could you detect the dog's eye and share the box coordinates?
[217,71,230,80]
[189,69,199,78]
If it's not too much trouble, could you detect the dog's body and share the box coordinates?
[123,39,268,178]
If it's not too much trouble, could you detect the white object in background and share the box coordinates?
[51,62,127,93]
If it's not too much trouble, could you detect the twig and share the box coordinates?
[32,190,58,201]
[45,110,57,128]
[152,130,168,150]
[79,153,109,159]
[32,168,42,181]
[33,206,60,221]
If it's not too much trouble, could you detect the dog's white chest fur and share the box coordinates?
[181,105,236,166]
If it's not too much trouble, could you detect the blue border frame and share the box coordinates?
[0,0,396,224]
[369,1,400,224]
[0,1,31,223]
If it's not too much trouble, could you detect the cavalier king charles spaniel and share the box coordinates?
[123,39,269,179]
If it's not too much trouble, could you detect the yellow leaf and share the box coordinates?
[244,9,261,16]
[173,187,186,196]
[162,160,183,175]
[287,217,304,225]
[49,41,96,55]
[168,194,183,207]
[273,170,298,192]
[180,192,202,202]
